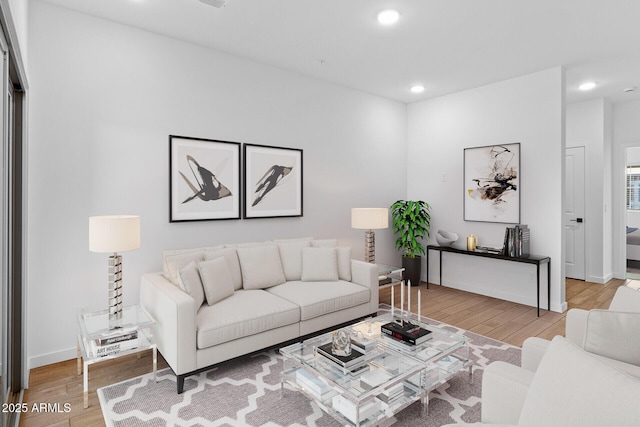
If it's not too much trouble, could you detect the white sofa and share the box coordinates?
[140,238,378,393]
[444,336,640,427]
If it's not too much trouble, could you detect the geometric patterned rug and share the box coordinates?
[98,321,521,427]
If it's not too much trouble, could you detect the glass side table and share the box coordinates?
[77,305,157,408]
[377,264,404,289]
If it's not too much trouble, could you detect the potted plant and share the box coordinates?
[390,200,432,286]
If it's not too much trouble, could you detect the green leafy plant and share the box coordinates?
[390,200,432,258]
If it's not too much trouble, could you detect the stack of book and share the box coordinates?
[501,224,530,257]
[380,321,432,346]
[295,369,336,401]
[89,330,139,358]
[316,343,365,371]
[332,394,381,424]
[376,382,405,405]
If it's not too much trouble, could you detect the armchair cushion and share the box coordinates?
[518,336,640,427]
[584,310,640,366]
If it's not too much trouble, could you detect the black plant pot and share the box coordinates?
[402,255,422,287]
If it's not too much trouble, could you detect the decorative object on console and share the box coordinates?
[436,229,458,246]
[464,143,520,224]
[169,135,241,222]
[466,234,477,251]
[243,144,303,219]
[89,215,140,329]
[351,207,388,263]
[390,200,431,286]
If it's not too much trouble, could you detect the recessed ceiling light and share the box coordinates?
[579,82,597,91]
[377,9,400,25]
[410,85,425,94]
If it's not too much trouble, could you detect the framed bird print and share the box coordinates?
[243,144,303,219]
[169,135,241,222]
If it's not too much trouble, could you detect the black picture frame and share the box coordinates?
[243,143,303,219]
[464,142,521,223]
[169,135,241,222]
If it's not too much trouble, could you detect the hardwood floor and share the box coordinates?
[19,278,632,426]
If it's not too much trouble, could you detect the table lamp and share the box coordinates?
[89,215,140,328]
[351,208,388,263]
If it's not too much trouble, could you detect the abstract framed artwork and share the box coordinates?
[464,142,520,223]
[169,135,241,222]
[243,144,303,219]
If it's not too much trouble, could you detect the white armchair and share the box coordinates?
[564,285,640,377]
[443,336,640,427]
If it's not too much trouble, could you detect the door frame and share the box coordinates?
[613,142,640,278]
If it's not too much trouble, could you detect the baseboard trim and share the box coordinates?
[29,347,77,370]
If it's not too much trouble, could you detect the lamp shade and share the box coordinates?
[89,215,140,253]
[351,208,388,230]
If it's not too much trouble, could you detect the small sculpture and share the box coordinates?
[436,230,458,246]
[331,329,352,357]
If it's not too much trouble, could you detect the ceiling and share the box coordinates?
[40,0,640,104]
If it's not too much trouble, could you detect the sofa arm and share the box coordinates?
[521,337,551,372]
[481,361,534,424]
[140,273,197,375]
[351,260,378,313]
[565,308,589,346]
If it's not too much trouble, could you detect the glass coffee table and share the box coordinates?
[280,305,471,426]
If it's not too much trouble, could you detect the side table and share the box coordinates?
[77,304,157,408]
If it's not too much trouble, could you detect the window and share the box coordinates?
[627,166,640,210]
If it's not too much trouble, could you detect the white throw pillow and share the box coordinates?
[301,247,339,282]
[164,251,205,285]
[336,247,352,281]
[311,239,338,247]
[198,257,235,305]
[176,261,205,313]
[273,237,314,243]
[236,245,286,289]
[278,241,312,281]
[204,247,243,290]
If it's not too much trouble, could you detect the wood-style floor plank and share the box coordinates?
[20,278,629,426]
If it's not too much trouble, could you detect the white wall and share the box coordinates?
[613,99,640,276]
[407,68,566,312]
[27,2,406,367]
[566,99,613,283]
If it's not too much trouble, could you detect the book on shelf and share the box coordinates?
[377,382,405,404]
[380,321,432,346]
[296,369,335,400]
[94,331,138,346]
[332,394,381,424]
[501,224,530,257]
[90,338,139,357]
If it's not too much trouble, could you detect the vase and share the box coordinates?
[402,255,422,287]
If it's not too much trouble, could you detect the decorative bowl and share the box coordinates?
[436,230,458,246]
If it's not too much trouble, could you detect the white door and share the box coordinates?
[565,147,586,280]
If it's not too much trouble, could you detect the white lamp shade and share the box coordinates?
[351,208,388,230]
[89,215,141,253]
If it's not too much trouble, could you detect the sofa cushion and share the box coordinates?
[277,240,311,281]
[225,241,272,248]
[196,290,300,348]
[176,261,205,313]
[337,247,352,281]
[164,250,205,285]
[518,336,640,427]
[273,237,313,243]
[267,280,370,321]
[236,245,286,289]
[199,257,235,306]
[311,239,337,247]
[301,247,339,282]
[204,247,243,291]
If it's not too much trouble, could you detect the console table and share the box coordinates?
[426,245,551,317]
